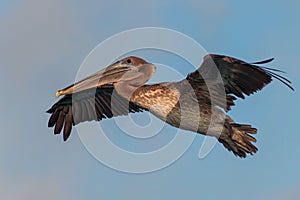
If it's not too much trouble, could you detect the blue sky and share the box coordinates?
[1,0,299,199]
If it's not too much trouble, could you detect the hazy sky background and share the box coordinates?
[1,0,299,199]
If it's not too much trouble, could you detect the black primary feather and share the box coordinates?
[47,85,146,141]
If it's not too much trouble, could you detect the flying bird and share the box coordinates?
[47,54,293,158]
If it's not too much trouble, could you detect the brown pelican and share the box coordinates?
[47,54,293,158]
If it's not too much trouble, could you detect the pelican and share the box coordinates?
[47,54,293,158]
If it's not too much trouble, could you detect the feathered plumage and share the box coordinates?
[47,54,293,157]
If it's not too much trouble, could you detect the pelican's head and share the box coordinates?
[55,56,156,97]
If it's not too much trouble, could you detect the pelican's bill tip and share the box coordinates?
[55,91,62,98]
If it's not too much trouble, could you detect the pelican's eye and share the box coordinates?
[126,58,132,64]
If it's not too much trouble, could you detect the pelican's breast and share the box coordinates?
[130,84,180,119]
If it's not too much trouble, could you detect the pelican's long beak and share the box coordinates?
[55,61,136,98]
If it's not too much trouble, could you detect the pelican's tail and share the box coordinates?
[218,121,258,158]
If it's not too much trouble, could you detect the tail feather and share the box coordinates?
[219,122,258,158]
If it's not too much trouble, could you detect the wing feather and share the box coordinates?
[187,54,293,110]
[47,85,146,141]
[63,108,72,141]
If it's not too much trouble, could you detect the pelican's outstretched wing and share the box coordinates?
[187,54,293,110]
[47,85,146,141]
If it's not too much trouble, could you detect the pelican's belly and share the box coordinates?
[165,99,204,133]
[131,84,226,136]
[165,98,226,136]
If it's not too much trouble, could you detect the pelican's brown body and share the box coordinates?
[47,55,293,158]
[130,81,257,157]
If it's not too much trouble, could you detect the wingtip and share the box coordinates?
[251,58,274,65]
[63,132,70,141]
[287,84,295,91]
